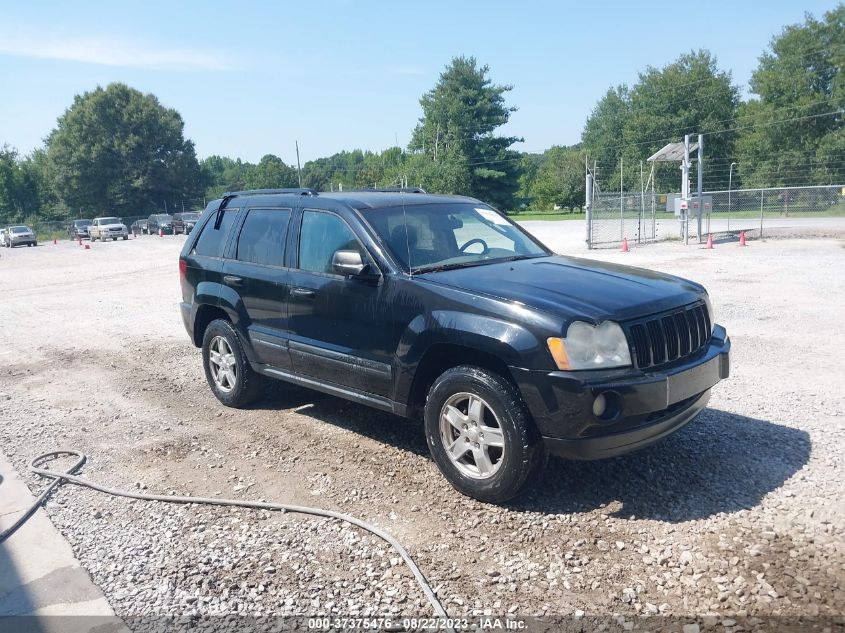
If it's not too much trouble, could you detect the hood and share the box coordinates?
[417,255,705,322]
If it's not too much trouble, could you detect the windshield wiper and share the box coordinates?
[411,261,485,274]
[411,255,543,275]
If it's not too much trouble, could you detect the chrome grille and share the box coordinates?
[627,303,711,369]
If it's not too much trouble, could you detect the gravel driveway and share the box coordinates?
[0,231,842,630]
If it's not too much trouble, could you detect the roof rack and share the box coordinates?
[346,187,427,194]
[222,188,319,197]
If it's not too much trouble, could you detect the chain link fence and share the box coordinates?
[588,184,845,248]
[587,191,659,248]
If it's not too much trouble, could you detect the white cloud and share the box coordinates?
[0,35,236,71]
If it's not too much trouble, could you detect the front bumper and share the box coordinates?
[512,324,730,460]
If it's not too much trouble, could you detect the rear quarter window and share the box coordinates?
[192,208,238,257]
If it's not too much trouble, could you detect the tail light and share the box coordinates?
[179,258,187,280]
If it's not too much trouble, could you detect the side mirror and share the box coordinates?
[332,250,366,276]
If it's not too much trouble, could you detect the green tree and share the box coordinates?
[0,145,51,222]
[46,83,203,216]
[529,146,586,211]
[582,51,739,192]
[409,56,522,208]
[244,154,298,190]
[736,6,845,187]
[201,155,249,199]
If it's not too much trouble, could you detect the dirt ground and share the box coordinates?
[0,229,843,629]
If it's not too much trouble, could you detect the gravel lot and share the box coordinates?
[0,227,843,630]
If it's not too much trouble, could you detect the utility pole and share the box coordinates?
[619,157,624,242]
[585,169,593,249]
[639,161,645,244]
[696,134,704,243]
[681,134,690,245]
[728,162,737,232]
[295,141,302,188]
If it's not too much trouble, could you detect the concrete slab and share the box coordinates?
[0,451,128,633]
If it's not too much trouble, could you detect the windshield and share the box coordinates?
[10,226,30,233]
[153,215,173,222]
[74,219,92,226]
[100,217,120,225]
[180,213,200,221]
[360,203,549,273]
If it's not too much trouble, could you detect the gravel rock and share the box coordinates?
[0,235,843,622]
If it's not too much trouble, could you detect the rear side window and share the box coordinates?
[298,210,364,275]
[193,208,238,257]
[236,208,291,267]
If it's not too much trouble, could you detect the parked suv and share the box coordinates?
[173,212,201,234]
[179,189,730,503]
[148,214,174,235]
[5,225,37,247]
[68,219,93,240]
[89,217,128,241]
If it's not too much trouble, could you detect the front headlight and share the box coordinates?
[547,321,632,370]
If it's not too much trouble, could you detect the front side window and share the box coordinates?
[298,210,364,275]
[236,208,291,267]
[360,203,548,273]
[193,209,238,257]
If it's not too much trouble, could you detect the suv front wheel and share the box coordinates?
[424,366,546,504]
[202,319,265,408]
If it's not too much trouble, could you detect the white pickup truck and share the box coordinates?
[89,217,129,241]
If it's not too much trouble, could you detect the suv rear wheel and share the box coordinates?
[424,366,546,503]
[202,319,265,408]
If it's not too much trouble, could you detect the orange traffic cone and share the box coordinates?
[84,244,90,250]
[706,234,713,249]
[739,231,747,247]
[78,238,82,246]
[53,239,57,245]
[621,237,629,252]
[159,228,163,238]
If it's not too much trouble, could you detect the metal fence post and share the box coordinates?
[760,188,764,238]
[585,173,593,249]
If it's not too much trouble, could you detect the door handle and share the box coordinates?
[223,275,243,286]
[291,287,316,298]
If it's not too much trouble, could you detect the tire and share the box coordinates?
[123,236,128,241]
[201,319,265,408]
[424,365,546,504]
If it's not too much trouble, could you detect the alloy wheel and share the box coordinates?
[208,336,237,393]
[439,392,505,479]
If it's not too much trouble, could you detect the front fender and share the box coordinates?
[394,310,547,404]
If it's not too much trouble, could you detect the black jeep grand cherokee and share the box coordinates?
[179,188,730,503]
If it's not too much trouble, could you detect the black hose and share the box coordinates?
[1,449,452,625]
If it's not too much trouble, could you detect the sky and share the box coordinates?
[0,0,839,165]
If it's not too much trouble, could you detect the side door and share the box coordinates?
[222,207,293,369]
[286,208,394,397]
[183,205,240,312]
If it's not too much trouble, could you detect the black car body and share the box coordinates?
[68,219,93,239]
[179,189,730,502]
[130,219,149,235]
[147,214,174,235]
[173,212,201,235]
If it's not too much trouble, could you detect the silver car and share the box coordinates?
[4,225,37,247]
[89,217,129,241]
